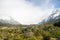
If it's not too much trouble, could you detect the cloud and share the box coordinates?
[0,0,55,24]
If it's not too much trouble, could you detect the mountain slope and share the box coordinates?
[39,10,60,25]
[0,17,21,26]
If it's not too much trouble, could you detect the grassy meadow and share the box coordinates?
[0,24,60,40]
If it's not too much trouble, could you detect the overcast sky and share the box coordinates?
[0,0,60,24]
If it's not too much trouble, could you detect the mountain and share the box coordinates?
[39,10,60,25]
[0,17,21,26]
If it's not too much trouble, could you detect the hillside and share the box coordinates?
[39,10,60,25]
[0,24,60,40]
[0,17,21,26]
